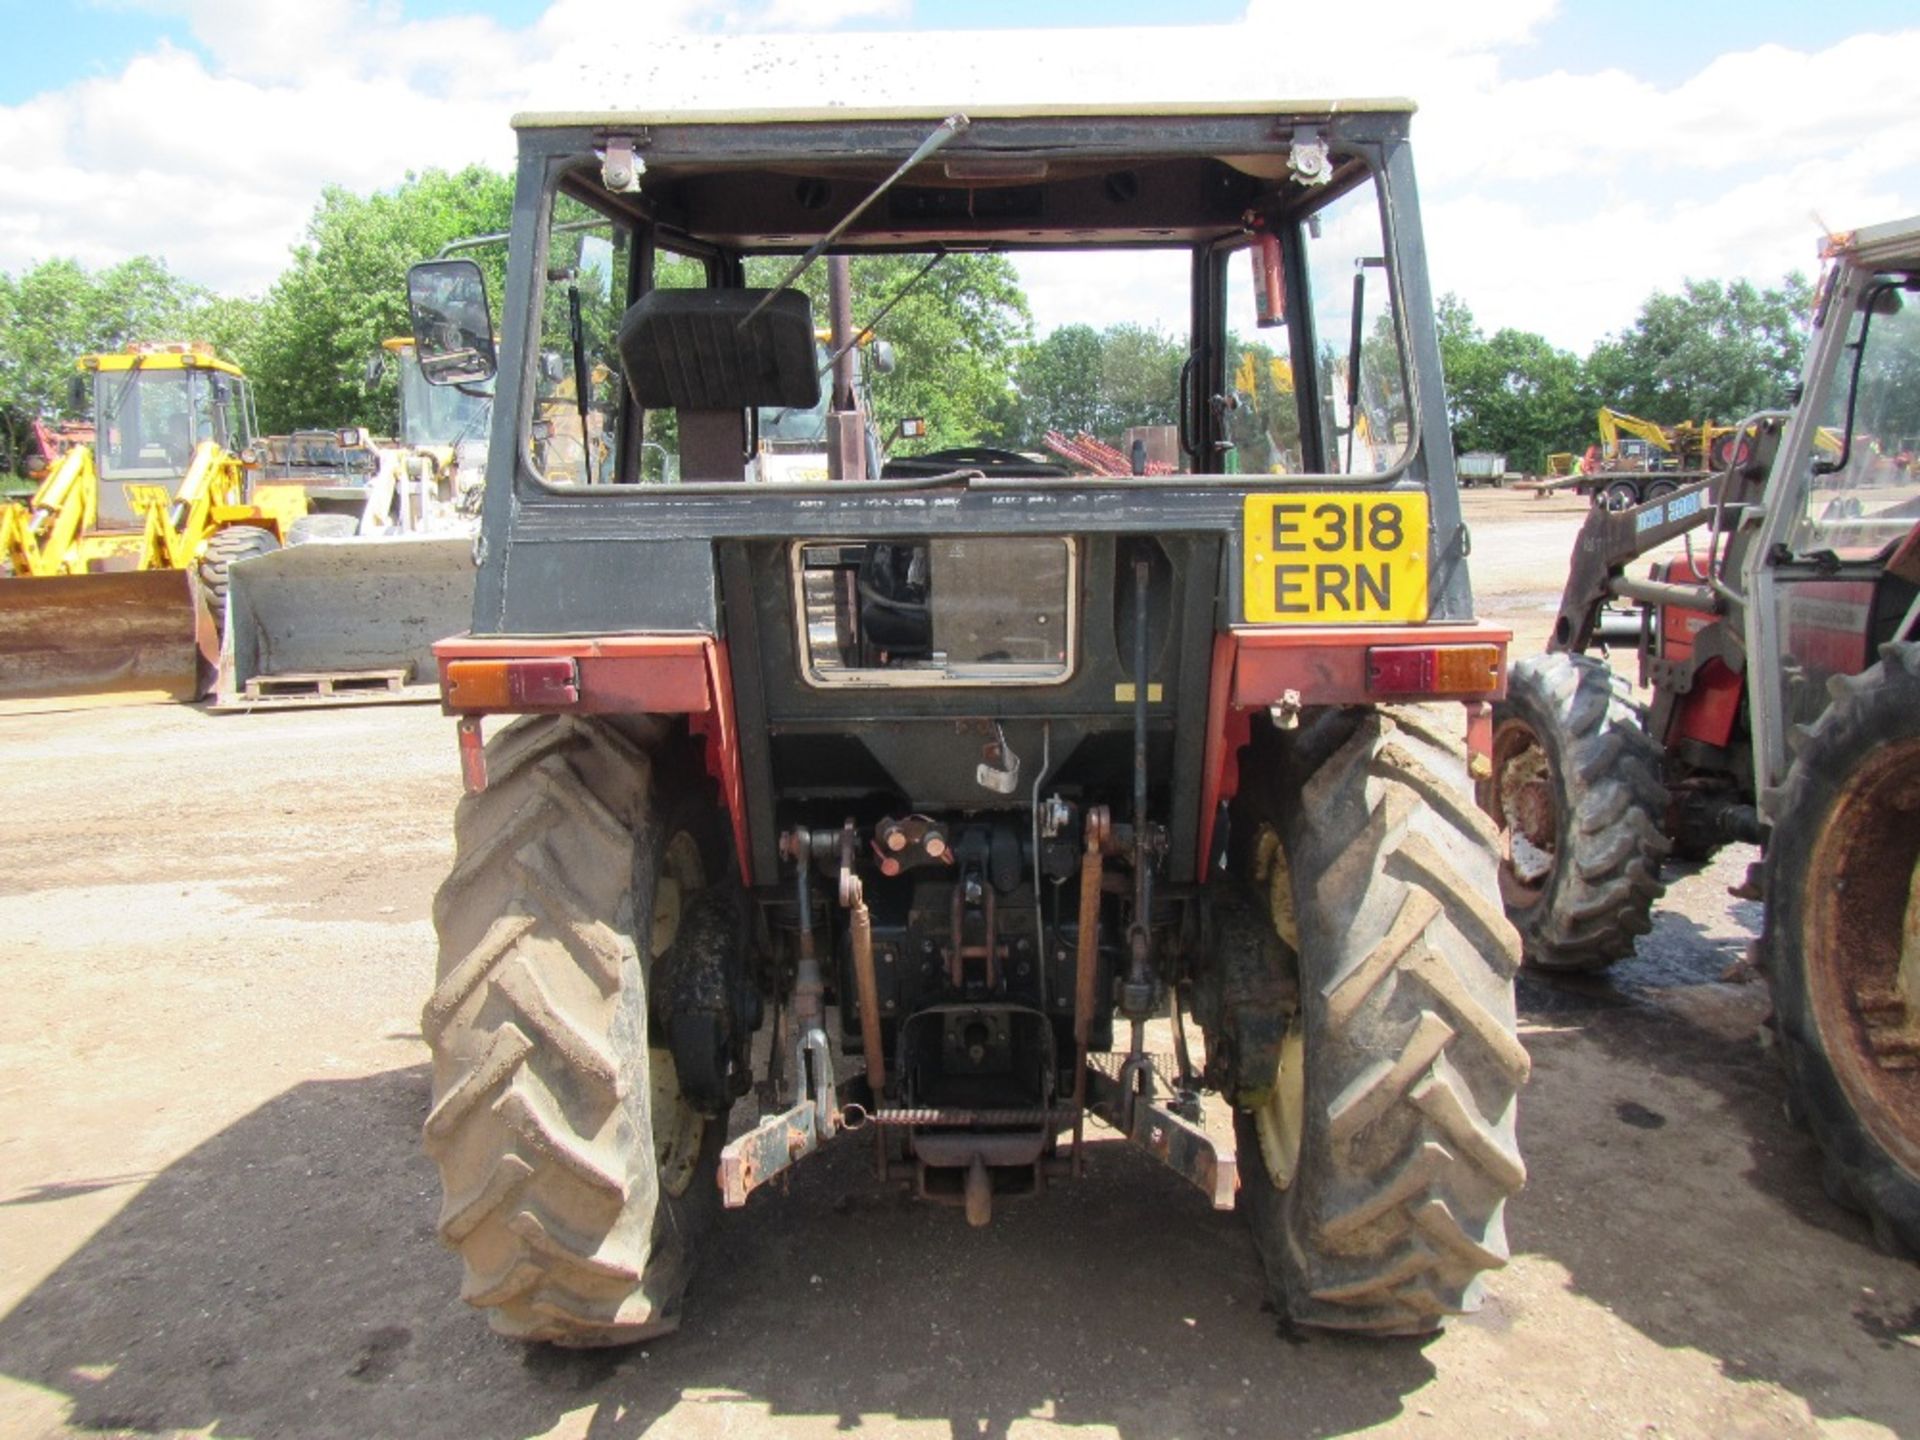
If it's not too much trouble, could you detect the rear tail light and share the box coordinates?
[1366,644,1501,696]
[443,657,579,709]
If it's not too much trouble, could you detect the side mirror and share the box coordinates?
[364,353,388,387]
[67,373,90,415]
[539,352,566,385]
[408,259,497,386]
[870,339,898,375]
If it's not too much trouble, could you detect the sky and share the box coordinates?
[1,0,1916,354]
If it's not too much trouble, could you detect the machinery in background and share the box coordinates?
[1486,215,1920,1255]
[213,338,490,709]
[0,344,305,708]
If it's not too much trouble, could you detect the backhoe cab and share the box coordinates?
[0,344,305,707]
[411,103,1527,1348]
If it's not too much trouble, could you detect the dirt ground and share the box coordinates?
[1,487,1916,1440]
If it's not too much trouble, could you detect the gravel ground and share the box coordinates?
[0,488,1915,1439]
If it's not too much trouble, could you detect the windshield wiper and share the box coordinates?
[738,116,969,331]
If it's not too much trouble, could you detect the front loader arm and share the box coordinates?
[155,441,248,567]
[1547,417,1786,654]
[10,445,101,575]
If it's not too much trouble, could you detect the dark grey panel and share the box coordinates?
[495,536,717,633]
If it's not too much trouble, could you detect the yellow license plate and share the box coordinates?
[1242,492,1430,624]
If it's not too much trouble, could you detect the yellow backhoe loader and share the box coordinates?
[0,344,305,708]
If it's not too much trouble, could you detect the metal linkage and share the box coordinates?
[841,1103,1079,1130]
[1070,805,1113,1173]
[1085,1054,1238,1211]
[719,828,840,1208]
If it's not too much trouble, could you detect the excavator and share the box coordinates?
[0,344,307,708]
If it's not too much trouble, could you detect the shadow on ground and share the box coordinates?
[0,1066,1432,1440]
[3,858,1917,1437]
[1511,871,1920,1429]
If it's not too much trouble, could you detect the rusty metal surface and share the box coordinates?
[846,878,887,1096]
[1085,1061,1238,1211]
[0,570,207,710]
[717,1099,821,1208]
[1070,806,1111,1169]
[1805,737,1920,1175]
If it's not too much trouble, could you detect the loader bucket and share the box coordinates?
[214,534,475,709]
[0,569,212,711]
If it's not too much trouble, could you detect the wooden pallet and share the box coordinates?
[242,668,412,702]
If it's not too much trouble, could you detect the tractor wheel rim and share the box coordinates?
[1804,736,1920,1180]
[1250,823,1305,1188]
[1254,1021,1306,1190]
[1492,717,1557,898]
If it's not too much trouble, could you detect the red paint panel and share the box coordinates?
[1196,622,1508,883]
[1232,622,1510,707]
[1674,657,1743,749]
[436,633,713,715]
[1196,632,1249,880]
[434,631,751,883]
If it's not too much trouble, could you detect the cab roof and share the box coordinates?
[512,99,1416,129]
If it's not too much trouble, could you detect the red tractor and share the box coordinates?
[1489,216,1920,1254]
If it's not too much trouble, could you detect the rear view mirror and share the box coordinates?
[67,373,90,415]
[870,339,898,375]
[408,260,497,387]
[364,353,387,387]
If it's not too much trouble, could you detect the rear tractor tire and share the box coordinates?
[1226,706,1530,1334]
[1763,643,1920,1256]
[1488,652,1670,971]
[422,714,734,1346]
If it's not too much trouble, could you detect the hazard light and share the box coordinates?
[443,657,579,709]
[1365,644,1501,696]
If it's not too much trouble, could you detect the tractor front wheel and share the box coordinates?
[1764,643,1920,1255]
[196,525,278,630]
[1488,652,1670,971]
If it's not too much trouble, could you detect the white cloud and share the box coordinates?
[1,0,1917,363]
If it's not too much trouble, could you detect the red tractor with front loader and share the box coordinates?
[1488,215,1920,1256]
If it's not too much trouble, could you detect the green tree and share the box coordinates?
[245,166,514,434]
[1435,295,1590,472]
[1008,324,1104,441]
[0,255,217,460]
[1585,274,1812,425]
[1004,321,1186,448]
[751,253,1033,455]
